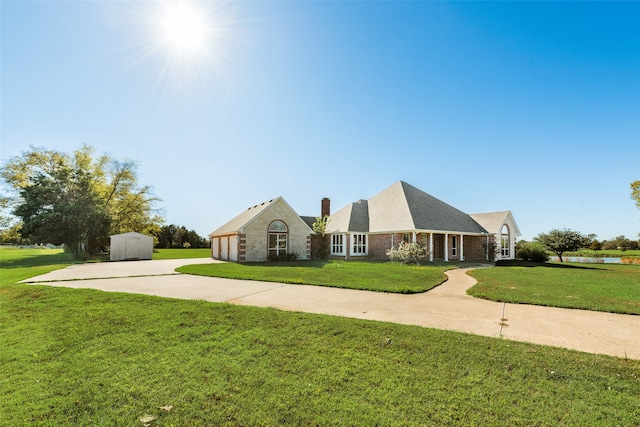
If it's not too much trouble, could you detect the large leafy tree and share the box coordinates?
[534,229,592,262]
[1,145,162,259]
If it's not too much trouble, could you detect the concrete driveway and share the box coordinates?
[22,259,640,360]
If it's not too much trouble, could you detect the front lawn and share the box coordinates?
[153,248,211,260]
[177,260,451,293]
[2,283,639,426]
[0,247,75,286]
[467,263,640,315]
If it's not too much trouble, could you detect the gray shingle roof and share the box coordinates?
[209,198,277,236]
[326,181,489,234]
[300,216,317,230]
[470,211,520,236]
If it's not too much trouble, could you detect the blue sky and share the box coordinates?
[2,1,639,241]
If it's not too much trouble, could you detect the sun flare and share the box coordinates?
[113,0,239,99]
[156,2,210,57]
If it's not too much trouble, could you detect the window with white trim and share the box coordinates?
[268,220,288,258]
[331,234,344,255]
[351,233,367,256]
[451,235,458,257]
[501,224,510,257]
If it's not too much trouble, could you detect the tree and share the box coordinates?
[182,228,208,248]
[311,216,330,259]
[515,240,549,263]
[534,229,591,262]
[0,223,26,245]
[153,224,208,248]
[601,235,638,251]
[15,165,110,258]
[589,239,602,253]
[1,145,162,259]
[632,180,640,209]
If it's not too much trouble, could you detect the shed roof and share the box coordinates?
[110,232,153,239]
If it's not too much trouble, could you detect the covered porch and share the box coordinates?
[369,232,493,262]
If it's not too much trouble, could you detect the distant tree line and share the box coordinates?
[153,224,209,249]
[592,236,639,251]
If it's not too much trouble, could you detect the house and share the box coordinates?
[209,197,312,262]
[209,181,519,263]
[110,232,154,261]
[470,211,521,259]
[325,181,519,261]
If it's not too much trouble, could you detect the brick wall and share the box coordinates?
[368,234,393,259]
[323,232,493,262]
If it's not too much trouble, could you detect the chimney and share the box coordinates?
[321,198,330,218]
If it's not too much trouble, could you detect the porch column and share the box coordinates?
[412,232,416,243]
[429,233,434,262]
[460,234,464,261]
[485,234,490,261]
[444,233,449,262]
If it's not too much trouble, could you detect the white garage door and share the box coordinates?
[221,237,229,260]
[212,238,219,259]
[229,236,238,262]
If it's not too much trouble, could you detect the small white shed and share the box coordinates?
[110,232,154,261]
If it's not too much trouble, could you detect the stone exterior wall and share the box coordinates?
[242,199,311,262]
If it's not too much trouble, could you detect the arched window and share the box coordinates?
[268,220,288,259]
[501,224,510,257]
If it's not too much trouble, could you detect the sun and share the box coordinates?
[156,1,210,57]
[112,0,238,99]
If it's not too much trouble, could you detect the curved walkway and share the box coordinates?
[23,259,640,360]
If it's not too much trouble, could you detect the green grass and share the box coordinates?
[0,247,75,286]
[178,260,451,293]
[2,247,640,425]
[152,248,211,260]
[564,249,640,257]
[467,263,640,315]
[2,283,639,426]
[0,247,210,286]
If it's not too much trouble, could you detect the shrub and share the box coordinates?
[482,240,499,262]
[268,252,299,262]
[386,241,428,265]
[516,241,549,263]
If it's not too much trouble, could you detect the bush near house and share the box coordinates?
[267,252,299,262]
[386,241,428,264]
[516,241,549,263]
